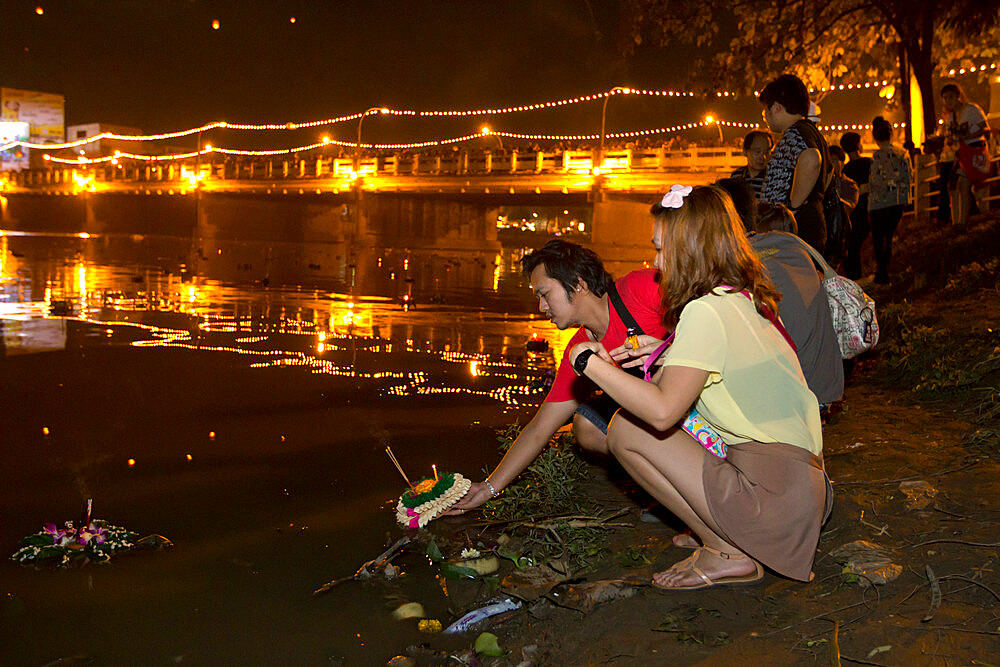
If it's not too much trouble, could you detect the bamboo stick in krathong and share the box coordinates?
[385,446,415,490]
[432,464,438,482]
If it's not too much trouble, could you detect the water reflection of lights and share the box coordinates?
[54,311,546,408]
[1,243,563,408]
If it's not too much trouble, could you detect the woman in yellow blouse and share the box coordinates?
[569,185,831,590]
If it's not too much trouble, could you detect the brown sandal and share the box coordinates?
[651,545,764,591]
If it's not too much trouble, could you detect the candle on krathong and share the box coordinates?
[86,499,92,524]
[432,464,438,481]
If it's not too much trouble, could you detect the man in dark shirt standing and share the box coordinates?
[839,132,873,280]
[759,74,830,253]
[730,130,773,200]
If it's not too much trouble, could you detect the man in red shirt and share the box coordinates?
[451,240,667,512]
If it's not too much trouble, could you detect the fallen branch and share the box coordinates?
[921,564,941,623]
[754,600,868,638]
[938,575,1000,602]
[312,536,411,597]
[832,460,981,487]
[839,656,888,667]
[905,539,1000,549]
[931,504,971,519]
[522,520,633,530]
[468,507,629,529]
[830,620,841,667]
[894,624,1000,637]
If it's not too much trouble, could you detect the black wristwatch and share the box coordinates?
[573,348,597,375]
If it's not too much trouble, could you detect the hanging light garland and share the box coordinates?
[6,64,984,155]
[31,114,913,166]
[494,120,709,141]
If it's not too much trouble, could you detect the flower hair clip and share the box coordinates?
[660,184,693,209]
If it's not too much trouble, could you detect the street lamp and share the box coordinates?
[355,107,389,174]
[480,126,503,151]
[705,115,724,144]
[597,87,631,175]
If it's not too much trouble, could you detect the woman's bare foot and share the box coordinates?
[652,546,760,589]
[671,531,699,548]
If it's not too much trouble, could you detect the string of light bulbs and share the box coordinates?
[34,116,911,166]
[5,64,988,154]
[493,120,709,141]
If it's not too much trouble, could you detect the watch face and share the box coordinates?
[574,349,593,373]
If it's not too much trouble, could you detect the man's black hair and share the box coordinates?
[828,145,847,162]
[742,130,774,152]
[714,178,757,232]
[521,239,613,298]
[758,74,810,117]
[940,83,964,99]
[839,131,862,153]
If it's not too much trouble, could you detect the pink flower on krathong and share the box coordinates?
[77,523,107,546]
[42,522,74,547]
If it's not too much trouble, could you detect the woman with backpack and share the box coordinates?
[868,117,911,285]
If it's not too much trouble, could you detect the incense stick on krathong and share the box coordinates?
[385,446,414,489]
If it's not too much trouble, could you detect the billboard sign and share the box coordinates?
[1,120,31,171]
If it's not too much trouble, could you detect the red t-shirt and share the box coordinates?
[545,268,667,404]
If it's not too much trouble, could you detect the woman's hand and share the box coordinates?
[568,341,613,375]
[445,482,493,515]
[608,335,666,369]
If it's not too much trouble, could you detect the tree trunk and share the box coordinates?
[914,11,937,135]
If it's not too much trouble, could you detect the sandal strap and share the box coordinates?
[689,566,715,587]
[699,545,748,560]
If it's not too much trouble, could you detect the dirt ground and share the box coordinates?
[390,211,1000,666]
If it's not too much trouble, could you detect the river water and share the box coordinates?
[0,228,650,664]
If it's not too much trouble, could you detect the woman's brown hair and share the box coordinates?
[652,185,781,328]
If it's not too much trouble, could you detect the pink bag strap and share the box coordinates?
[642,333,675,381]
[640,286,798,382]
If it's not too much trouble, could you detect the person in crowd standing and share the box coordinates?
[839,132,872,280]
[940,83,991,226]
[751,202,844,407]
[868,117,911,285]
[823,145,859,268]
[828,146,860,214]
[758,74,831,254]
[566,185,830,589]
[448,240,667,512]
[730,130,773,200]
[716,177,844,409]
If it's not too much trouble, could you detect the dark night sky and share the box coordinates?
[1,0,907,147]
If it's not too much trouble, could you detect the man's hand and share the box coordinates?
[445,482,493,515]
[608,334,666,369]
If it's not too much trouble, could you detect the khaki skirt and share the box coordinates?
[703,441,833,581]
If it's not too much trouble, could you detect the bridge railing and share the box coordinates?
[913,150,1000,219]
[4,146,750,186]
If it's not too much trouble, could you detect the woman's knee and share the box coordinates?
[606,413,639,458]
[572,413,609,454]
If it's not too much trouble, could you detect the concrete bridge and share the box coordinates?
[1,147,745,253]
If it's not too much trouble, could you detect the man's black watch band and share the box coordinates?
[573,348,597,375]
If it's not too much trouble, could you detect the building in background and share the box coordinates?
[1,87,65,170]
[65,123,144,160]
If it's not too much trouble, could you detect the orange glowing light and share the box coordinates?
[128,458,136,466]
[289,16,296,23]
[209,431,216,440]
[35,6,44,15]
[186,454,193,461]
[211,19,220,30]
[42,426,50,435]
